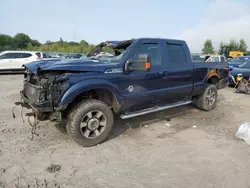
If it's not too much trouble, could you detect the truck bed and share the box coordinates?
[193,62,229,69]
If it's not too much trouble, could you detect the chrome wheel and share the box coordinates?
[80,110,107,139]
[206,89,215,106]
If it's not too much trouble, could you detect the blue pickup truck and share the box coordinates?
[19,38,229,147]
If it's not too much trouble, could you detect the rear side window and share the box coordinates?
[167,43,186,64]
[221,56,226,62]
[18,53,32,58]
[207,57,219,62]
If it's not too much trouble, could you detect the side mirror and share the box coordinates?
[125,54,151,72]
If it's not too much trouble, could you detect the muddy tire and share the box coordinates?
[66,99,114,147]
[196,84,218,111]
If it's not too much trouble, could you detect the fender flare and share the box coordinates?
[59,79,123,106]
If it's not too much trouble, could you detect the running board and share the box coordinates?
[120,101,192,119]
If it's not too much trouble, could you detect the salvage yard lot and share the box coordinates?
[0,75,250,188]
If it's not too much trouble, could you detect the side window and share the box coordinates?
[206,57,219,62]
[221,57,225,62]
[167,43,186,64]
[0,53,10,59]
[17,53,32,58]
[9,53,20,59]
[133,43,162,67]
[213,57,220,62]
[0,53,15,59]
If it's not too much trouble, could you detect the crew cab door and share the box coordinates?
[160,41,193,103]
[122,41,166,112]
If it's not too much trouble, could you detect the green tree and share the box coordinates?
[27,42,33,51]
[69,41,79,46]
[13,33,31,49]
[31,39,41,47]
[219,41,225,54]
[238,39,248,52]
[228,39,239,51]
[202,39,214,54]
[0,34,13,51]
[80,40,89,47]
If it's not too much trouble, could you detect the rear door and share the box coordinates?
[159,41,193,103]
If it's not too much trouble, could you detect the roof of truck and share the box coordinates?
[105,38,185,46]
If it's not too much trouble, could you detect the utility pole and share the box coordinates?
[73,27,76,42]
[73,27,76,53]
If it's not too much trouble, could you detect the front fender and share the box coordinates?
[59,79,123,105]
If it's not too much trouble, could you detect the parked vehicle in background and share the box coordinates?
[219,45,247,59]
[229,59,250,85]
[92,52,114,59]
[192,54,227,63]
[205,55,227,63]
[19,38,229,147]
[228,56,250,71]
[0,51,42,73]
[64,53,86,59]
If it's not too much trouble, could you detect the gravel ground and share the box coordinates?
[0,75,250,188]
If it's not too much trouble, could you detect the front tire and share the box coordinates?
[66,99,114,147]
[196,84,218,111]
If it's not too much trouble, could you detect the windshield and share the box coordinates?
[239,61,250,68]
[87,40,133,63]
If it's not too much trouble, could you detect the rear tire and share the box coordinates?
[196,84,218,111]
[66,99,114,147]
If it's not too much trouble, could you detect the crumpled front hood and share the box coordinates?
[23,59,120,74]
[230,68,250,77]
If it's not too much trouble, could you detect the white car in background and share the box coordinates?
[0,51,42,73]
[192,54,227,63]
[205,55,227,62]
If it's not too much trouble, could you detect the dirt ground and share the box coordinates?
[0,75,250,188]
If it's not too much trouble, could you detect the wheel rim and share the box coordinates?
[206,89,216,106]
[80,110,107,139]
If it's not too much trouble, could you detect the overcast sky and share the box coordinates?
[1,0,250,52]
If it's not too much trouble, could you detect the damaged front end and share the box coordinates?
[18,68,70,121]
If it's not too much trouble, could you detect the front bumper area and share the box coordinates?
[19,91,63,122]
[20,89,53,112]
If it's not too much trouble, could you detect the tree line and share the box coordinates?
[0,33,106,54]
[202,38,250,55]
[1,33,250,55]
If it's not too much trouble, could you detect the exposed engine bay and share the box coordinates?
[22,69,70,113]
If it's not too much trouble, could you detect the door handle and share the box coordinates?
[157,71,168,79]
[163,71,168,79]
[157,72,164,75]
